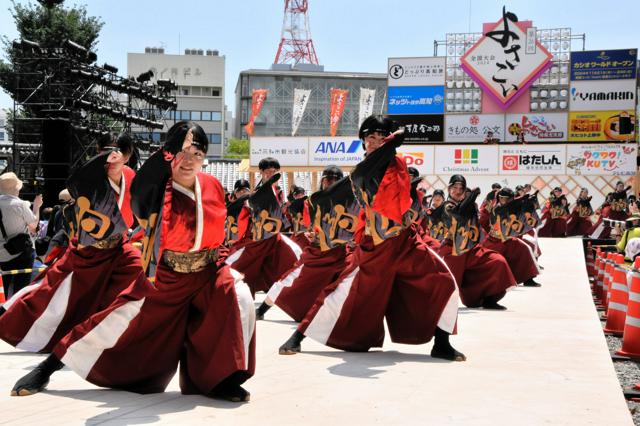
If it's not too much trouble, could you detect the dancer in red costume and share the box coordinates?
[278,115,464,362]
[566,188,594,237]
[0,135,142,354]
[538,187,569,238]
[11,122,255,402]
[437,175,516,310]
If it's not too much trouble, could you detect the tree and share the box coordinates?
[0,0,103,103]
[224,138,250,159]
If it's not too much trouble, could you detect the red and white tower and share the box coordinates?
[274,0,319,65]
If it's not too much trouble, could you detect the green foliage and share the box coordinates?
[224,138,249,159]
[0,0,104,100]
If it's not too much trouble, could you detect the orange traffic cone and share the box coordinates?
[617,257,640,358]
[604,253,629,336]
[586,242,595,278]
[594,250,603,298]
[0,274,5,304]
[602,253,615,314]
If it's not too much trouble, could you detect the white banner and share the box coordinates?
[397,145,435,175]
[291,88,311,136]
[358,88,376,127]
[308,136,364,166]
[504,113,568,142]
[445,114,505,143]
[250,137,308,166]
[566,144,637,176]
[387,57,446,87]
[569,79,636,112]
[434,145,499,175]
[499,145,566,175]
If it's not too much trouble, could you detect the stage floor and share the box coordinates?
[0,238,633,425]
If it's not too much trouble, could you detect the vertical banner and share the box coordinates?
[291,88,311,136]
[244,89,268,137]
[329,88,349,137]
[358,88,376,127]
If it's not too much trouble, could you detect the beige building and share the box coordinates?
[128,48,225,158]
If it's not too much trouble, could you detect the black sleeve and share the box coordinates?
[130,149,171,222]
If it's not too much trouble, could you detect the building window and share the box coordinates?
[211,89,220,96]
[180,110,191,120]
[211,112,222,121]
[201,111,211,120]
[151,133,161,143]
[191,111,201,121]
[181,88,189,96]
[0,131,5,141]
[208,133,222,144]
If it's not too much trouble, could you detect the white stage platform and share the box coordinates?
[0,238,633,425]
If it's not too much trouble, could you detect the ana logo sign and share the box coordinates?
[389,64,404,79]
[454,149,479,165]
[314,140,360,154]
[502,155,519,170]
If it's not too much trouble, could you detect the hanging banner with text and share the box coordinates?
[292,88,311,136]
[329,88,349,137]
[358,88,376,127]
[244,89,268,137]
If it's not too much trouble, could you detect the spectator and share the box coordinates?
[0,172,42,298]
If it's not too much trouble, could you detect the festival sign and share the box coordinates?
[308,136,364,166]
[387,86,445,115]
[358,88,376,127]
[445,114,505,143]
[504,113,568,142]
[329,88,349,137]
[460,7,553,109]
[244,89,268,136]
[570,49,638,81]
[569,79,636,112]
[396,145,435,175]
[566,144,637,176]
[568,111,636,142]
[499,145,566,175]
[292,88,311,136]
[387,57,446,87]
[434,145,499,175]
[250,137,307,166]
[392,114,444,142]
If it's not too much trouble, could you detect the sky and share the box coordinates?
[1,0,639,114]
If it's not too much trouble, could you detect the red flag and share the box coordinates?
[244,89,269,136]
[329,88,348,136]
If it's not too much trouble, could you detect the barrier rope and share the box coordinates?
[0,267,47,276]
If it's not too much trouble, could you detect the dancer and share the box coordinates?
[0,134,142,353]
[256,165,359,322]
[278,115,464,361]
[437,175,516,309]
[538,187,569,238]
[566,188,594,237]
[11,121,255,402]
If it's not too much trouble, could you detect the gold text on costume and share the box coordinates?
[611,199,627,212]
[579,205,592,217]
[315,204,358,251]
[361,191,406,246]
[137,212,159,271]
[450,216,480,255]
[523,211,538,228]
[75,196,113,239]
[252,210,282,240]
[226,216,239,242]
[501,213,524,236]
[550,205,565,219]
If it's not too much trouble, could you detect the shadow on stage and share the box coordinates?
[302,349,451,380]
[46,388,244,425]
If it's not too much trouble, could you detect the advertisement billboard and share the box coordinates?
[387,57,446,87]
[308,136,364,166]
[568,111,636,142]
[499,145,566,175]
[434,145,499,175]
[445,114,505,143]
[387,86,445,114]
[570,49,638,81]
[566,144,637,176]
[504,113,568,142]
[460,15,553,108]
[569,79,636,112]
[393,114,444,142]
[396,145,435,175]
[250,137,308,166]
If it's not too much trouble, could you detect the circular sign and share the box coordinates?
[389,64,404,79]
